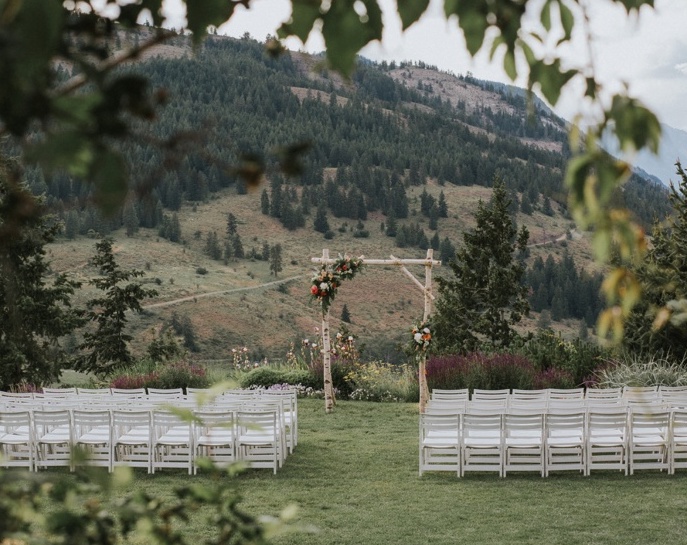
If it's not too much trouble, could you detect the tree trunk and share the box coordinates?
[419,354,429,413]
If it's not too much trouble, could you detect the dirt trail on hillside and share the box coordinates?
[142,274,305,310]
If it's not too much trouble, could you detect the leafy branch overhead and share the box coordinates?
[0,0,666,338]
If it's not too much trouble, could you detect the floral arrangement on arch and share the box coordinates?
[310,254,364,314]
[411,320,432,354]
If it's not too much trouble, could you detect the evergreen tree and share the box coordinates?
[313,204,330,233]
[341,304,351,323]
[435,178,529,353]
[75,238,157,375]
[438,191,448,217]
[123,201,139,237]
[429,204,439,230]
[385,211,397,237]
[262,241,270,261]
[0,175,81,389]
[232,232,244,258]
[269,243,283,276]
[205,231,222,260]
[623,161,687,354]
[261,188,270,215]
[430,231,440,251]
[439,236,456,264]
[226,213,238,236]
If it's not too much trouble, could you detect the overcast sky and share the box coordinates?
[161,0,687,133]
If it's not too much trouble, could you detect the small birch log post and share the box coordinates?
[418,249,434,413]
[322,309,335,413]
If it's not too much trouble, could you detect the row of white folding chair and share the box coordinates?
[0,407,287,474]
[420,407,687,477]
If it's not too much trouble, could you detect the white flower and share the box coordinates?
[414,332,423,343]
[319,282,328,290]
[348,336,353,341]
[303,339,309,345]
[423,327,430,334]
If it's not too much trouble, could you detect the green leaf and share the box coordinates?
[186,0,236,45]
[541,0,552,31]
[537,60,575,105]
[503,48,517,81]
[609,95,661,153]
[90,150,128,216]
[398,0,430,30]
[278,0,322,43]
[615,0,655,14]
[558,0,574,40]
[321,0,383,75]
[26,131,94,178]
[52,94,103,126]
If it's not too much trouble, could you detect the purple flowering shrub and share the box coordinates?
[109,359,208,391]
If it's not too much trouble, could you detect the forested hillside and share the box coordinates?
[24,30,673,362]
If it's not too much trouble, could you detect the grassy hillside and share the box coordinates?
[48,182,594,364]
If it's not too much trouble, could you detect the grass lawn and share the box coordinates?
[96,399,687,545]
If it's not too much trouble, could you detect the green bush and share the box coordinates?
[238,367,318,389]
[513,331,607,385]
[109,359,209,391]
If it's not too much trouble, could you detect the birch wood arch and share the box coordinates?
[311,248,441,413]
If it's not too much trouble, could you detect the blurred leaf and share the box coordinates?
[558,0,574,39]
[52,94,103,126]
[445,1,489,56]
[615,0,655,13]
[91,150,128,216]
[609,94,661,153]
[186,0,237,45]
[541,0,552,30]
[26,131,94,178]
[278,0,322,43]
[503,48,517,80]
[275,141,312,177]
[321,0,383,75]
[398,0,430,30]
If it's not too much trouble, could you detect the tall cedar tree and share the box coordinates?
[623,161,687,355]
[75,238,157,375]
[0,169,81,389]
[269,243,283,276]
[434,179,529,353]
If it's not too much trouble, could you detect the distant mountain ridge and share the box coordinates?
[602,122,687,187]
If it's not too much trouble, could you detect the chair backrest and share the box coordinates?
[511,389,548,401]
[42,387,77,397]
[468,399,508,412]
[425,400,467,414]
[547,388,585,400]
[545,409,586,436]
[147,388,184,399]
[472,389,510,401]
[630,407,670,435]
[76,388,112,396]
[623,386,659,401]
[587,408,629,439]
[585,387,623,400]
[548,399,586,411]
[504,411,543,438]
[508,398,548,411]
[420,412,460,440]
[111,388,147,398]
[462,412,503,437]
[431,389,469,401]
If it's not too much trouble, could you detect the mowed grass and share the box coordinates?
[74,399,687,545]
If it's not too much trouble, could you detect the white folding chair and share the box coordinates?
[425,400,467,415]
[670,409,687,474]
[76,388,112,396]
[461,412,503,477]
[152,409,193,474]
[111,388,147,399]
[0,410,34,470]
[503,410,545,476]
[112,410,153,473]
[586,408,629,475]
[33,409,73,470]
[419,413,460,476]
[236,410,281,474]
[193,410,236,473]
[262,390,298,452]
[545,409,586,476]
[628,408,670,474]
[72,409,112,471]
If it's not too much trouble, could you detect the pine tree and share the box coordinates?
[232,233,244,259]
[205,231,222,260]
[439,236,456,264]
[226,213,238,236]
[0,175,82,389]
[385,211,397,237]
[269,243,283,276]
[75,238,157,375]
[341,304,351,323]
[313,204,330,233]
[438,191,448,217]
[435,178,530,353]
[261,188,270,215]
[123,201,139,237]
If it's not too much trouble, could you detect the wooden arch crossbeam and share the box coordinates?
[311,248,441,413]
